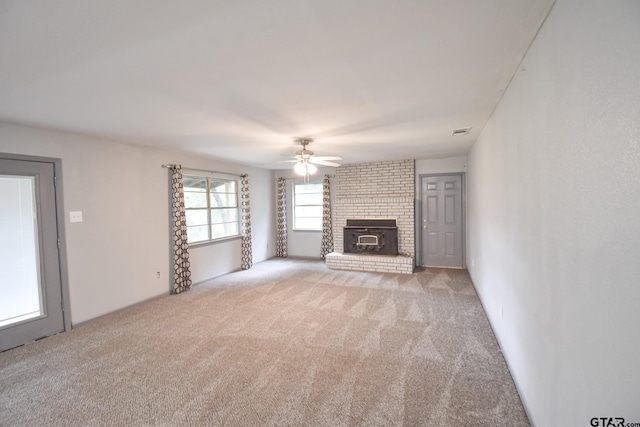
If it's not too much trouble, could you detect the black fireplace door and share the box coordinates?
[343,228,398,255]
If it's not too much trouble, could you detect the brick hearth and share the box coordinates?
[326,252,414,274]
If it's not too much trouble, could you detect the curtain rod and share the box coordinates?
[162,164,243,178]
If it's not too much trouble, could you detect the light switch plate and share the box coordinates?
[69,211,83,223]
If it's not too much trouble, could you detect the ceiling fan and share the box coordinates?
[282,138,342,177]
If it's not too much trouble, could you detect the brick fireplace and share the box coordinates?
[326,159,415,274]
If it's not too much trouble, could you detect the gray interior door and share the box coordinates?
[421,174,463,268]
[0,158,65,352]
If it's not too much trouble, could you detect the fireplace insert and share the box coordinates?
[343,218,398,255]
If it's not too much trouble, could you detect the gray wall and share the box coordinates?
[466,0,640,424]
[0,121,275,324]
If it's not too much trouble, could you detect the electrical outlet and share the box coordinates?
[471,259,475,267]
[500,304,504,320]
[69,211,83,223]
[156,272,160,279]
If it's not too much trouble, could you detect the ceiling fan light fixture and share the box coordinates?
[307,162,318,174]
[294,160,317,176]
[289,138,340,177]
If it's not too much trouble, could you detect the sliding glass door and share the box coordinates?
[0,158,64,352]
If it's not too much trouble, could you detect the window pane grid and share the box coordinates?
[293,182,323,230]
[183,174,240,243]
[209,192,237,205]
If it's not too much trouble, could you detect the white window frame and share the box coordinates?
[292,180,323,231]
[183,173,241,244]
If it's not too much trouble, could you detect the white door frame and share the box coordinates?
[416,172,466,268]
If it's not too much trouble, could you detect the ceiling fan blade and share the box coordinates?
[277,159,299,163]
[310,159,341,167]
[312,156,342,161]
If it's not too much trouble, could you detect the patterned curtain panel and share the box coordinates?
[240,174,253,270]
[320,174,334,258]
[169,165,192,294]
[276,177,288,257]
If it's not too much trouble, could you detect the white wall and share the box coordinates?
[466,0,640,425]
[0,121,275,324]
[274,167,335,258]
[415,156,466,177]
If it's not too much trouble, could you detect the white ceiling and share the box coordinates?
[0,0,555,168]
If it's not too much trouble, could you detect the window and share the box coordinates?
[183,174,240,243]
[292,182,323,231]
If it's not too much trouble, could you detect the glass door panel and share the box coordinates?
[0,175,44,328]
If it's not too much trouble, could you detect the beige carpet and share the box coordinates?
[0,258,529,426]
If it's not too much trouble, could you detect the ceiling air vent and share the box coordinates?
[452,127,471,136]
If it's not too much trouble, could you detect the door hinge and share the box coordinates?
[57,238,61,248]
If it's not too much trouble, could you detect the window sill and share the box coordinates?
[292,229,322,232]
